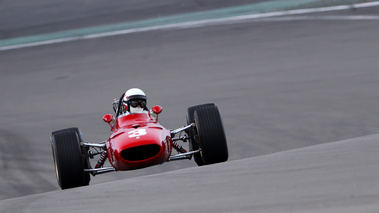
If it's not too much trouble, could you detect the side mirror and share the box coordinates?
[151,105,162,122]
[103,114,114,123]
[152,105,163,114]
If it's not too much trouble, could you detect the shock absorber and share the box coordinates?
[95,151,107,168]
[172,141,187,153]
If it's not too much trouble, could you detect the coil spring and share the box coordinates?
[172,141,187,153]
[95,151,107,168]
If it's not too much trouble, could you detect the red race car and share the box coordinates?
[50,89,228,190]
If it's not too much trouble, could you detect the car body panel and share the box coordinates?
[106,112,173,171]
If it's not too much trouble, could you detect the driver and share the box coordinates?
[122,88,148,114]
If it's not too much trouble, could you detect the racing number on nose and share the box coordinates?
[128,129,147,138]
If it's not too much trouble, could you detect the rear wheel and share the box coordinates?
[194,105,228,165]
[186,103,215,166]
[51,127,89,189]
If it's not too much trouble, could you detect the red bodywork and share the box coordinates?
[105,111,173,171]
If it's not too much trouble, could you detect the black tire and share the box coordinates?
[51,127,89,189]
[186,103,215,166]
[194,105,228,165]
[73,128,91,186]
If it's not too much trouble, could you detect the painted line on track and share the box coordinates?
[254,15,379,21]
[1,1,379,51]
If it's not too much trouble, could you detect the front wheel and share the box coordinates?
[51,127,89,189]
[186,103,215,166]
[194,105,228,165]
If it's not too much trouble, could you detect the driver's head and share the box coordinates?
[123,88,147,114]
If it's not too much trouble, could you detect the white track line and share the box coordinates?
[1,1,379,51]
[255,15,379,21]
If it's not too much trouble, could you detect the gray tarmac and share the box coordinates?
[2,134,379,212]
[0,0,264,39]
[1,1,379,212]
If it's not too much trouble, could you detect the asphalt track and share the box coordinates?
[1,0,379,212]
[0,0,269,39]
[1,134,379,212]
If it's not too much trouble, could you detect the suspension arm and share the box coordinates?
[81,142,107,149]
[171,123,195,136]
[84,167,115,176]
[169,150,200,161]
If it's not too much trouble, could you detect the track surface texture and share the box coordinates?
[1,0,379,212]
[0,0,265,39]
[1,134,379,212]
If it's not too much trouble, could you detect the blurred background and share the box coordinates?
[1,0,379,200]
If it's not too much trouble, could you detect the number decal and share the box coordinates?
[128,129,147,138]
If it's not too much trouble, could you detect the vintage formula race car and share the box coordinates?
[50,100,228,190]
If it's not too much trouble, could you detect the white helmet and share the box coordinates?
[123,88,147,114]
